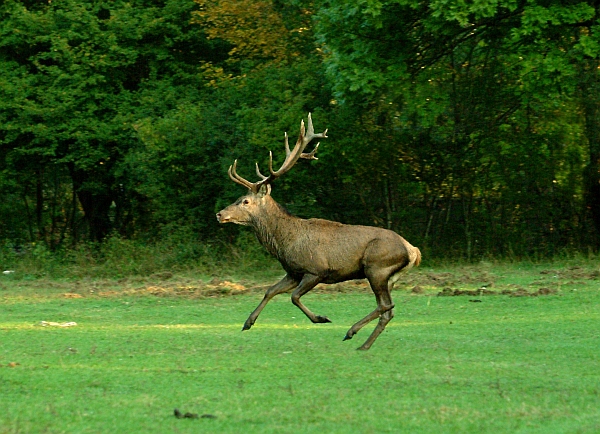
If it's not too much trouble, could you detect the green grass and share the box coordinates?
[1,260,600,433]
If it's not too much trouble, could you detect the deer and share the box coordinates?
[216,114,421,350]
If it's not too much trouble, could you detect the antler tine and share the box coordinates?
[306,113,314,137]
[284,132,291,156]
[301,142,320,160]
[304,113,328,143]
[229,160,258,192]
[267,150,275,177]
[255,162,268,181]
[228,114,327,192]
[267,113,326,178]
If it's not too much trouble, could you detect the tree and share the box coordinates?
[0,0,219,243]
[312,0,599,255]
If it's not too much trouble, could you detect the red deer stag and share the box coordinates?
[216,114,421,350]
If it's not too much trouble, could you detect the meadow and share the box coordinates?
[1,256,600,433]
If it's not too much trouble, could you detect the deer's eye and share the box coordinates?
[243,199,250,205]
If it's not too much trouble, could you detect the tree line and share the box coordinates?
[1,0,599,260]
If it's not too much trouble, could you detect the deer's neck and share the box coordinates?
[250,199,301,258]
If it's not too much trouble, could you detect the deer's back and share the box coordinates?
[275,218,411,283]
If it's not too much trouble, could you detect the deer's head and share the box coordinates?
[216,114,327,226]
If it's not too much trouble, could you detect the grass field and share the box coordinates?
[1,259,600,433]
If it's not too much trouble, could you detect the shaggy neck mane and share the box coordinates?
[250,197,300,258]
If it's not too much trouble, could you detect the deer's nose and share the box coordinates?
[216,212,230,223]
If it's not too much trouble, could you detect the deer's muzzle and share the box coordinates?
[216,212,229,223]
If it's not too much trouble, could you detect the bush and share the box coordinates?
[0,232,280,281]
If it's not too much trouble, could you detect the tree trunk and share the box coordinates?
[68,163,114,242]
[22,191,35,243]
[383,177,393,230]
[35,168,46,243]
[462,192,473,261]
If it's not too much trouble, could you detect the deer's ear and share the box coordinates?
[257,184,271,197]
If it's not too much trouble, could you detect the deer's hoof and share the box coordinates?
[315,315,332,323]
[357,341,372,350]
[344,329,356,341]
[241,322,253,331]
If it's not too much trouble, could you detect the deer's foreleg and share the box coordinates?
[291,274,331,323]
[242,274,299,331]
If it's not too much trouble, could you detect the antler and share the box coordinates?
[228,113,327,194]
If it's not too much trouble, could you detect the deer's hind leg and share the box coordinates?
[343,270,395,350]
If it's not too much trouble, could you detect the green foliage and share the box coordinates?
[0,0,218,242]
[312,0,600,257]
[0,233,279,281]
[127,101,231,238]
[1,0,600,259]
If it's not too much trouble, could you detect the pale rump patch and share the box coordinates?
[389,243,421,287]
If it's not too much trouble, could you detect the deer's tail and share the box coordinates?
[399,241,421,273]
[389,243,421,288]
[412,246,422,268]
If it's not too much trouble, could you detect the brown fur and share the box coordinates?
[217,192,421,350]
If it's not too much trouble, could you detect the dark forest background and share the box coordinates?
[2,0,600,262]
